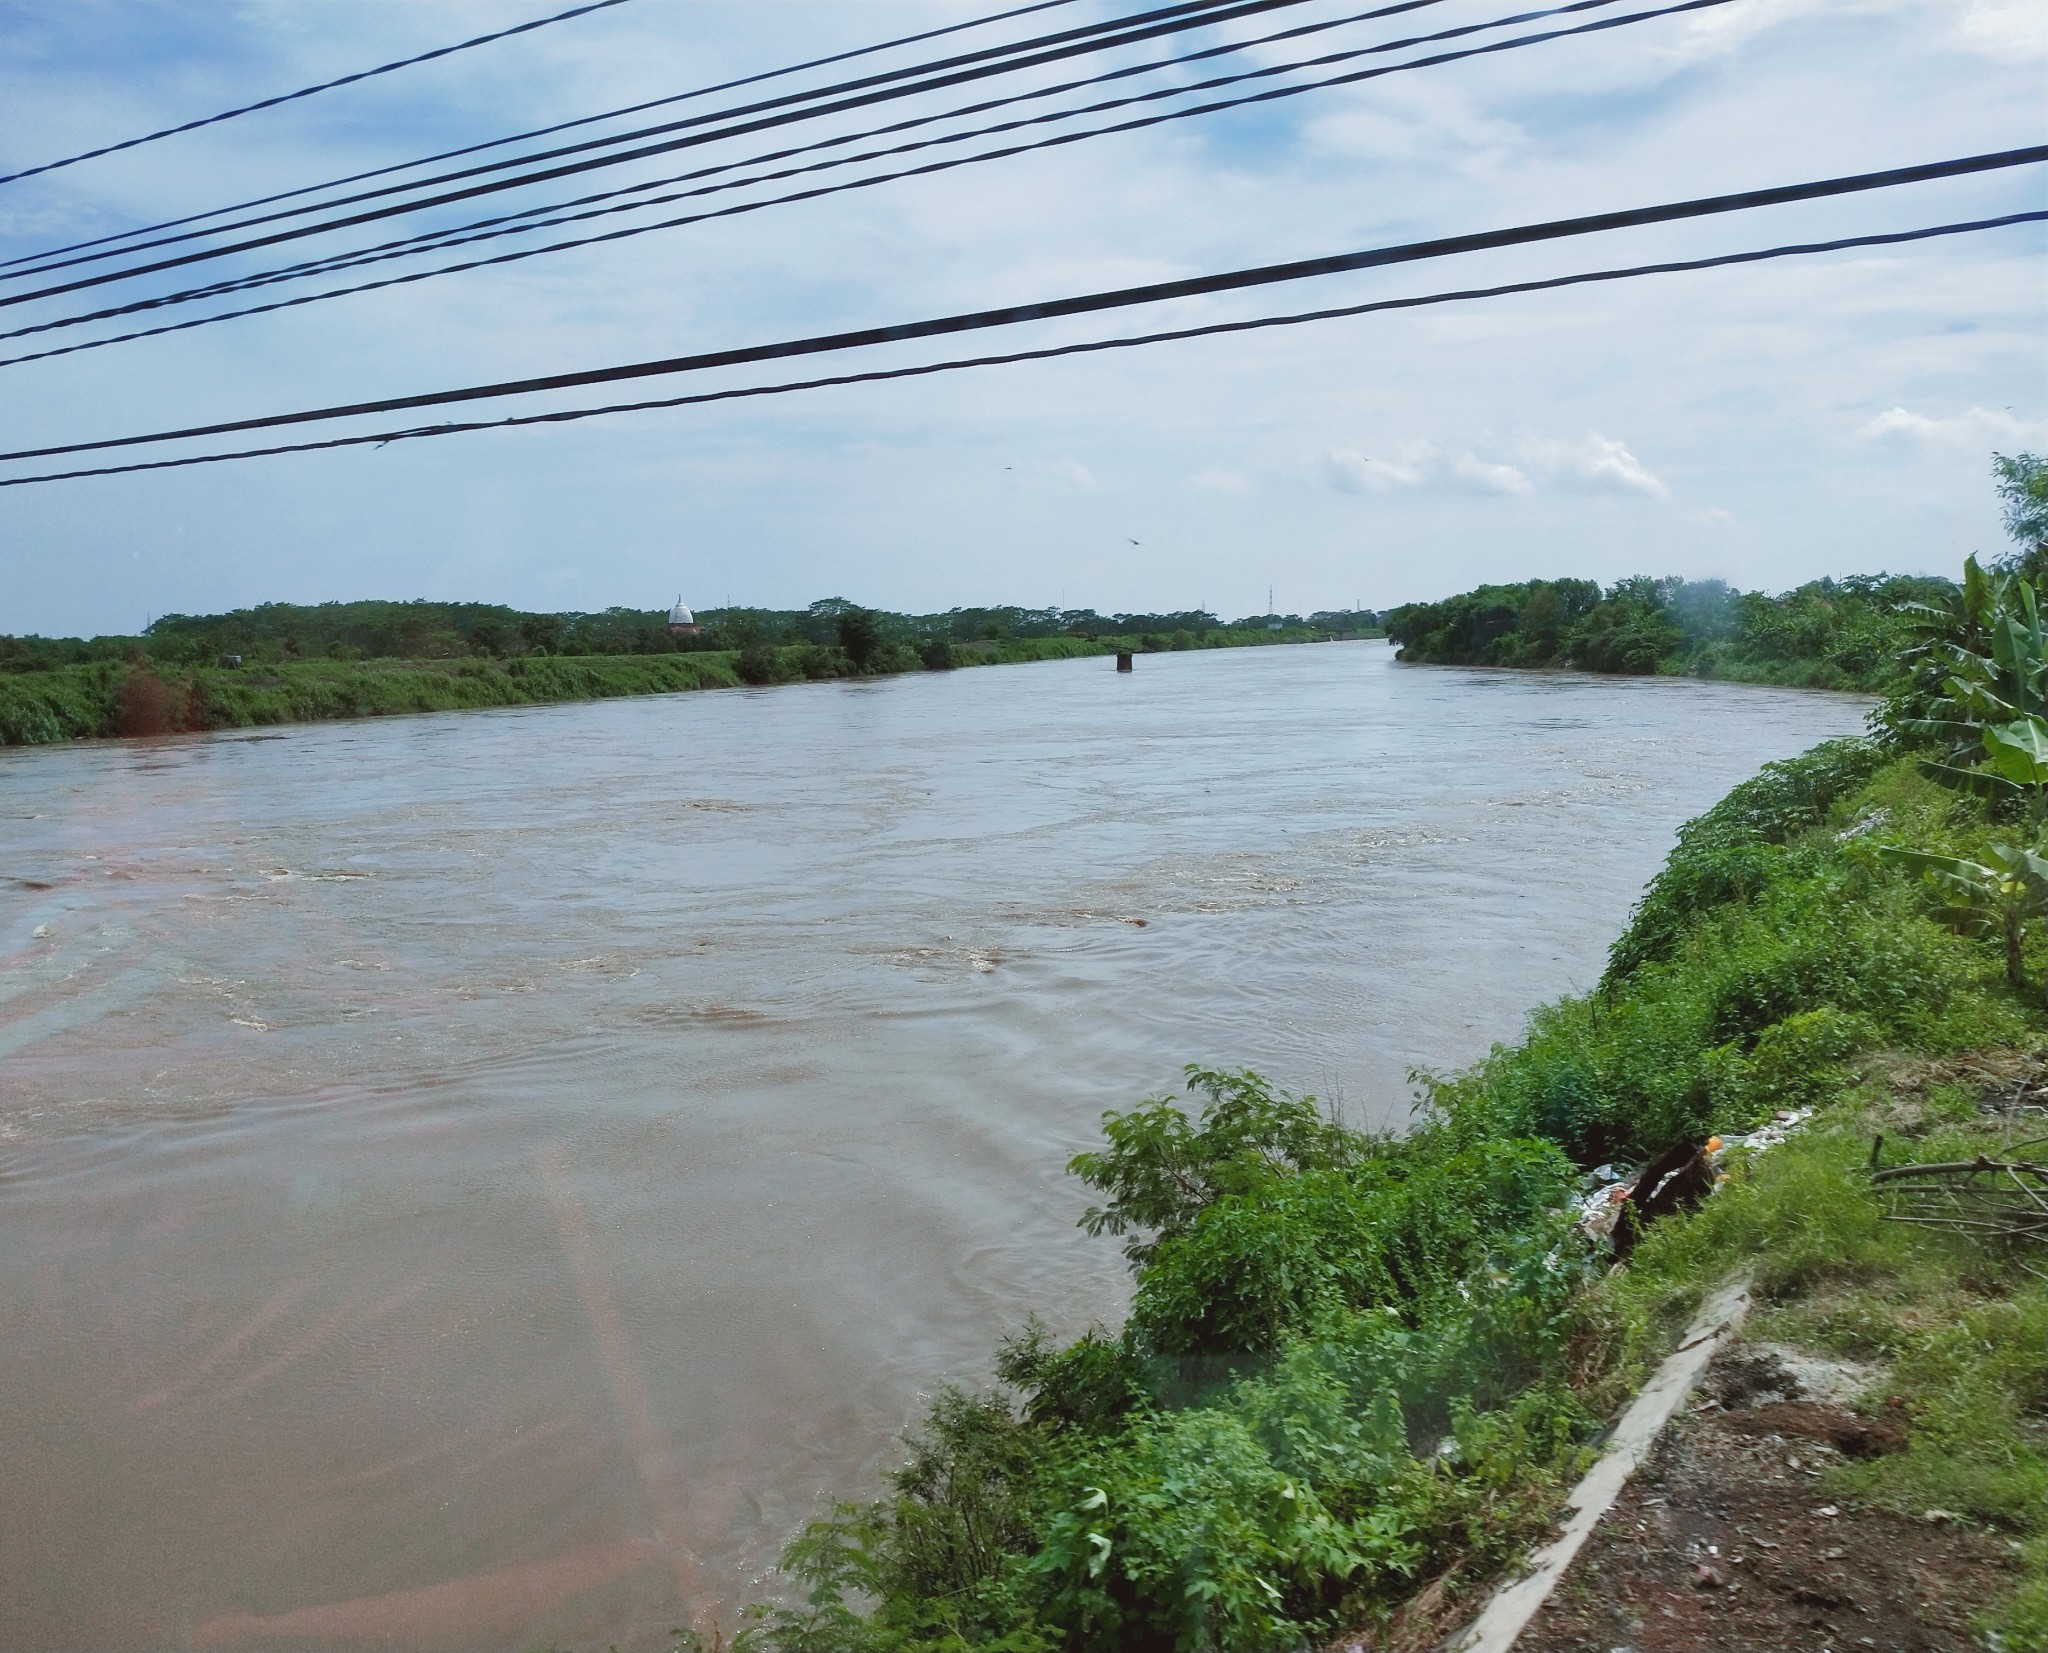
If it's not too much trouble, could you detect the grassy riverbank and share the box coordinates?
[0,652,741,745]
[0,629,1324,746]
[713,568,2048,1652]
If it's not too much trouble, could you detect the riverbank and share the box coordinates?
[0,629,1326,746]
[731,730,2048,1653]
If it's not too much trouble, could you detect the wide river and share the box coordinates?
[1,641,1866,1651]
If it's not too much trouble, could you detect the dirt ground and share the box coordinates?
[1514,1345,2021,1653]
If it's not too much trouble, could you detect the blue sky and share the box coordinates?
[0,0,2041,636]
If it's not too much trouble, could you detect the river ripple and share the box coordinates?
[0,641,1867,1650]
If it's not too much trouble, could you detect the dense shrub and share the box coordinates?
[1126,1139,1573,1360]
[1605,737,1892,981]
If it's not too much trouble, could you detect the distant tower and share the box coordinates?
[667,595,700,637]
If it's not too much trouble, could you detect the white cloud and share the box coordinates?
[1954,0,2048,56]
[1303,82,1525,167]
[1446,452,1534,497]
[1189,469,1250,493]
[1858,406,2036,449]
[1519,435,1670,499]
[1316,436,1647,500]
[1005,456,1099,493]
[1317,447,1423,494]
[1669,0,1836,59]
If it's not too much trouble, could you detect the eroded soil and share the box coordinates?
[1516,1347,2020,1653]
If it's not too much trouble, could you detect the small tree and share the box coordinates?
[1992,451,2048,575]
[1067,1067,1360,1271]
[837,606,883,672]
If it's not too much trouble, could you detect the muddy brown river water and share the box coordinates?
[0,641,1868,1650]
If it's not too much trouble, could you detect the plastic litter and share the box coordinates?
[1574,1110,1814,1249]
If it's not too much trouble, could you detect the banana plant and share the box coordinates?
[1977,715,2048,828]
[1879,842,2048,1002]
[1892,555,2002,743]
[1899,563,2048,817]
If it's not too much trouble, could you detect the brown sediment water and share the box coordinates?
[0,642,1868,1651]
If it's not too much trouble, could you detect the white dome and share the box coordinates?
[668,598,695,626]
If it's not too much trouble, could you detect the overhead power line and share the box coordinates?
[0,0,1685,366]
[0,0,637,188]
[0,0,1093,272]
[2,212,2036,491]
[1,0,1273,290]
[156,0,1475,304]
[3,146,2038,473]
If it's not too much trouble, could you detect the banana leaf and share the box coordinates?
[1986,717,2048,788]
[1918,759,2023,800]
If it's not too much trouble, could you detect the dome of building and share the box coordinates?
[668,597,695,627]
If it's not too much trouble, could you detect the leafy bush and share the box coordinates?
[1442,861,2021,1164]
[1070,1067,1365,1270]
[1127,1139,1573,1361]
[736,641,781,685]
[1715,1007,1877,1112]
[1606,737,1890,981]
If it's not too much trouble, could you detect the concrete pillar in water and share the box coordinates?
[1115,651,1133,672]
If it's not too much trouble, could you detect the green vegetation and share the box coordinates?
[1,596,1372,674]
[1382,456,2048,691]
[0,653,741,745]
[696,474,2048,1652]
[1994,451,2048,568]
[0,597,1363,745]
[1383,571,1947,689]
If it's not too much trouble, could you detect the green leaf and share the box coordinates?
[1985,717,2048,787]
[1877,847,1999,917]
[1917,759,2021,800]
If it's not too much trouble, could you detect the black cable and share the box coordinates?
[4,147,2039,469]
[0,0,637,188]
[0,0,1669,363]
[158,0,1471,305]
[0,0,1093,272]
[1,0,1272,289]
[68,0,1551,328]
[2,212,2036,491]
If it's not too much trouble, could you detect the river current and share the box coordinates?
[0,641,1867,1650]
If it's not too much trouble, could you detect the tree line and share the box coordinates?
[1382,453,2047,692]
[0,598,1383,673]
